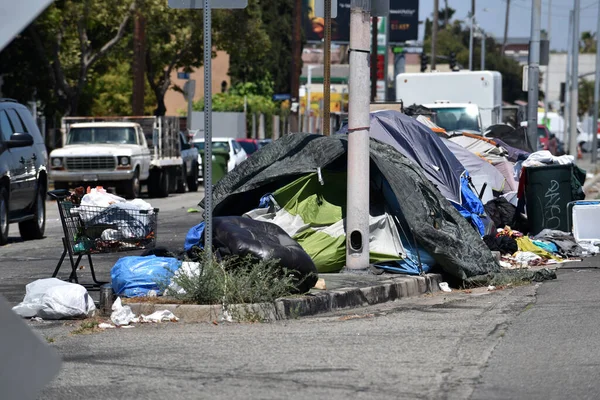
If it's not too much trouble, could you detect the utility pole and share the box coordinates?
[592,0,600,167]
[290,0,302,132]
[502,0,510,55]
[323,0,332,135]
[432,0,439,70]
[469,0,475,70]
[132,7,146,116]
[346,0,371,271]
[565,10,573,142]
[569,0,581,159]
[444,0,449,27]
[527,0,541,152]
[371,16,378,102]
[481,29,485,70]
[543,0,552,125]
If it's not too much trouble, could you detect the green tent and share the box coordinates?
[245,171,405,273]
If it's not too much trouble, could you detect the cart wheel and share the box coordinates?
[122,169,140,199]
[176,166,186,193]
[157,169,169,198]
[19,183,46,240]
[0,187,8,245]
[187,161,199,192]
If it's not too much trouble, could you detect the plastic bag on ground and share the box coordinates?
[12,278,96,320]
[139,310,179,323]
[166,261,200,295]
[111,256,181,297]
[110,297,136,326]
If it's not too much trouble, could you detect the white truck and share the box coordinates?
[49,116,199,198]
[395,71,503,133]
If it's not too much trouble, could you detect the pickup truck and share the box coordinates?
[49,116,198,198]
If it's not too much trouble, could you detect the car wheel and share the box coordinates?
[157,169,169,198]
[19,184,46,241]
[187,161,199,192]
[122,169,140,199]
[176,166,187,193]
[0,187,8,245]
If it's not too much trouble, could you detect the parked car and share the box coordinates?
[537,125,550,150]
[0,98,48,245]
[192,137,247,180]
[236,138,272,156]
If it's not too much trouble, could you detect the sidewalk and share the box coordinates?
[126,272,443,323]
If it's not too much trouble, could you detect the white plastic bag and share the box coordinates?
[166,261,201,295]
[12,278,96,320]
[110,297,136,326]
[81,188,125,207]
[138,310,179,323]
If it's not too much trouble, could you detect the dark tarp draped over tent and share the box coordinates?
[337,110,487,235]
[485,124,535,153]
[201,133,500,281]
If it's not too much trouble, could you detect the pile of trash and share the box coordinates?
[66,187,157,252]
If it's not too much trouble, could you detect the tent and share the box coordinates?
[448,133,519,193]
[485,124,535,153]
[203,133,500,281]
[337,110,487,235]
[441,138,507,204]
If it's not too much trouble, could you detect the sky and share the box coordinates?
[418,0,600,51]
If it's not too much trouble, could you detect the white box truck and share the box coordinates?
[395,71,503,133]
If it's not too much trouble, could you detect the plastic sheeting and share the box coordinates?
[111,256,181,297]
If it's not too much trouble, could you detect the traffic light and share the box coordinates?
[449,52,457,71]
[420,53,429,73]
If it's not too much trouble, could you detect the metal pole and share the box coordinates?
[527,0,541,152]
[592,0,600,167]
[444,0,449,26]
[370,16,378,102]
[384,16,390,100]
[290,0,302,132]
[432,0,439,70]
[203,0,213,260]
[565,10,573,143]
[570,0,580,159]
[481,30,485,70]
[346,0,370,271]
[187,84,193,130]
[323,0,332,135]
[543,0,551,125]
[469,16,474,70]
[307,66,313,133]
[502,0,510,54]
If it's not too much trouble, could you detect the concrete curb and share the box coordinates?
[126,273,443,323]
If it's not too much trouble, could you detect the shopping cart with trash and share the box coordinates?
[47,189,159,289]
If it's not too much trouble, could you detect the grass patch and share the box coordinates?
[165,249,306,307]
[45,336,55,343]
[71,318,102,335]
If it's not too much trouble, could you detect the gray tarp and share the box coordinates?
[201,134,500,281]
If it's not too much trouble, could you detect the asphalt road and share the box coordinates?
[3,190,600,399]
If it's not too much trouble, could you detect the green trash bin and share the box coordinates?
[200,147,229,185]
[524,164,574,236]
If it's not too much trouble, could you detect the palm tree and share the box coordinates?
[580,31,596,53]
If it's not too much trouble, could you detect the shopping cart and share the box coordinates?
[47,189,159,289]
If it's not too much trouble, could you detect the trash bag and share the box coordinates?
[483,235,518,255]
[111,256,181,297]
[193,216,318,294]
[12,278,96,319]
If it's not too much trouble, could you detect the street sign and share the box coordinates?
[314,0,337,19]
[177,72,190,80]
[183,80,196,99]
[273,94,292,101]
[168,0,247,8]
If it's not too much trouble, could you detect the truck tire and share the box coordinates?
[19,183,46,241]
[187,161,199,192]
[157,169,169,198]
[122,169,141,199]
[176,166,186,193]
[0,187,9,245]
[148,169,160,198]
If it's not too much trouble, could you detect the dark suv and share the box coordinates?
[0,99,48,245]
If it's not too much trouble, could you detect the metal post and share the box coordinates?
[592,0,600,167]
[383,16,390,100]
[203,0,213,260]
[370,16,378,102]
[289,0,302,132]
[432,0,439,70]
[346,0,371,271]
[469,0,475,70]
[481,30,485,70]
[187,83,193,130]
[565,10,573,142]
[569,0,580,159]
[543,0,552,125]
[323,0,332,135]
[502,0,510,54]
[527,0,541,152]
[307,66,313,133]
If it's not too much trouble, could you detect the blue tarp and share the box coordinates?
[111,256,181,297]
[184,222,205,251]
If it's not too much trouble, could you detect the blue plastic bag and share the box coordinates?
[111,256,181,297]
[184,222,205,251]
